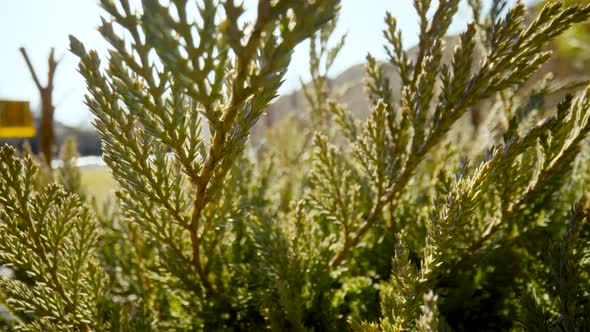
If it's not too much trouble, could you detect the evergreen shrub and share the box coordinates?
[1,0,590,330]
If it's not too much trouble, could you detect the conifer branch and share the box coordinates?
[331,1,590,267]
[449,89,590,273]
[4,0,589,329]
[0,145,103,330]
[72,0,341,301]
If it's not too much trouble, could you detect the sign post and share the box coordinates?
[0,100,35,138]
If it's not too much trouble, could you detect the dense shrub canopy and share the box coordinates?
[1,0,590,331]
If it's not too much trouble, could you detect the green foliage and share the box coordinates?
[536,0,590,68]
[69,0,341,329]
[1,0,590,331]
[518,203,590,331]
[301,13,346,129]
[56,136,85,199]
[0,146,105,331]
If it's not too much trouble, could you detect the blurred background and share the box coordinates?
[0,0,586,159]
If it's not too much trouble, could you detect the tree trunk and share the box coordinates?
[19,47,59,166]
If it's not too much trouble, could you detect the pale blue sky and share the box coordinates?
[0,0,534,127]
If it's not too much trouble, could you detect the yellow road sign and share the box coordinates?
[0,100,35,138]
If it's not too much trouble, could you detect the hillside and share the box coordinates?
[3,34,588,157]
[261,33,589,136]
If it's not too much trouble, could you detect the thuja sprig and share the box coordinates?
[379,234,419,331]
[0,145,105,331]
[330,0,590,268]
[56,136,85,199]
[518,202,590,330]
[551,204,587,331]
[415,291,440,332]
[375,112,561,329]
[307,133,365,251]
[301,13,346,129]
[70,0,340,299]
[452,89,590,270]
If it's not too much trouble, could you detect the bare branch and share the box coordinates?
[19,47,44,90]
